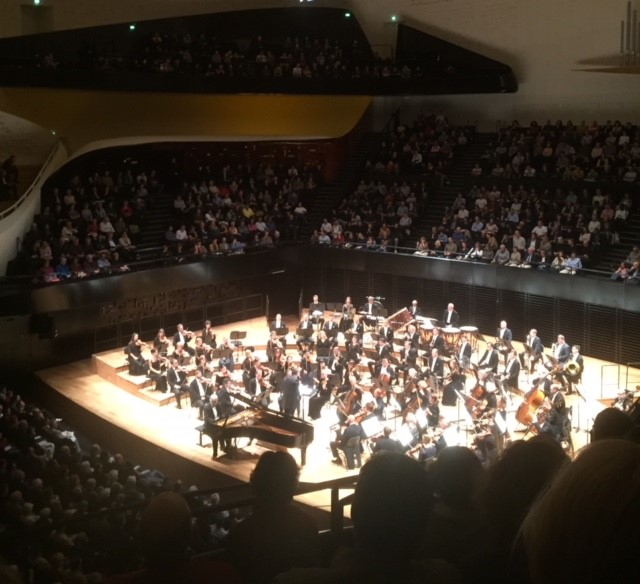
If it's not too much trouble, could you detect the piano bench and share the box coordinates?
[196,424,208,447]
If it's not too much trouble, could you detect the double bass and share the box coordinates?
[516,385,546,426]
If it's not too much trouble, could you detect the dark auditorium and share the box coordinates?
[0,1,640,583]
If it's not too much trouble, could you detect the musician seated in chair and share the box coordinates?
[367,338,392,377]
[345,335,363,364]
[126,333,148,375]
[296,315,315,351]
[496,320,513,356]
[427,348,446,380]
[499,349,521,394]
[400,340,419,383]
[360,296,381,328]
[173,323,195,356]
[323,314,340,339]
[478,342,500,374]
[188,369,208,420]
[308,294,325,328]
[520,328,544,373]
[330,416,366,468]
[373,357,397,391]
[429,327,447,353]
[403,323,419,348]
[378,320,395,344]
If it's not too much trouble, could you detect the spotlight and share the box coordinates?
[129,23,136,31]
[33,0,41,5]
[391,15,398,22]
[345,11,351,18]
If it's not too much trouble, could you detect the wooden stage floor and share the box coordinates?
[35,315,640,512]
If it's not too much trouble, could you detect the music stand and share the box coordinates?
[230,331,247,360]
[316,347,331,362]
[275,326,289,338]
[326,302,342,312]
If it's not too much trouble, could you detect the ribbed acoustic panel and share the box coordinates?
[346,271,371,310]
[245,294,264,319]
[447,284,473,327]
[225,298,244,322]
[185,307,205,331]
[422,280,447,319]
[619,309,640,365]
[470,286,500,335]
[206,303,224,325]
[554,299,586,351]
[95,324,118,352]
[499,290,527,340]
[324,268,347,304]
[139,315,163,340]
[395,276,423,314]
[586,305,618,363]
[119,320,135,346]
[302,270,324,305]
[525,294,555,350]
[163,312,181,331]
[371,272,395,312]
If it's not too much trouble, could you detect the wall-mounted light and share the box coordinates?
[129,23,136,31]
[390,15,398,22]
[33,0,41,5]
[345,11,351,18]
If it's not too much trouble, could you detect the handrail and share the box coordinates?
[0,141,64,223]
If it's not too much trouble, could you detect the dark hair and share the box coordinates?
[250,451,299,504]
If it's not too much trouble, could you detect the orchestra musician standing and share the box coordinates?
[429,327,447,353]
[340,296,355,331]
[553,334,571,364]
[496,320,513,357]
[330,416,366,469]
[499,348,521,395]
[407,299,421,318]
[327,347,345,384]
[360,296,381,328]
[202,320,217,349]
[281,367,301,417]
[442,303,460,327]
[521,328,544,373]
[426,349,445,388]
[457,334,473,369]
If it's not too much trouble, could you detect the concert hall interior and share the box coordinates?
[1,1,640,582]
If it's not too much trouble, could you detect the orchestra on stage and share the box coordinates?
[121,292,611,468]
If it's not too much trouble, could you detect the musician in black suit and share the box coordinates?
[499,349,521,394]
[478,342,500,374]
[379,321,395,344]
[427,348,445,379]
[270,313,285,332]
[173,323,195,356]
[429,327,446,353]
[346,336,363,365]
[553,335,571,364]
[442,303,460,327]
[323,315,340,340]
[296,315,315,351]
[167,359,188,409]
[399,340,419,383]
[563,344,584,394]
[521,328,544,372]
[215,377,235,417]
[202,320,217,349]
[282,367,301,416]
[457,334,473,369]
[407,299,421,318]
[188,369,208,419]
[368,338,392,377]
[360,296,380,317]
[309,294,325,328]
[327,347,345,382]
[496,320,513,352]
[404,324,420,348]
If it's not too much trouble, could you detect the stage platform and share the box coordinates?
[36,315,640,510]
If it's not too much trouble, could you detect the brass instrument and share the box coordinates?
[564,361,581,377]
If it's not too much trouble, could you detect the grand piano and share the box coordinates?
[203,393,315,466]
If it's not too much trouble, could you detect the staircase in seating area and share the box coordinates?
[593,212,640,271]
[300,132,383,240]
[134,188,177,261]
[410,133,494,239]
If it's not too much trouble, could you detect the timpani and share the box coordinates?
[460,325,479,348]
